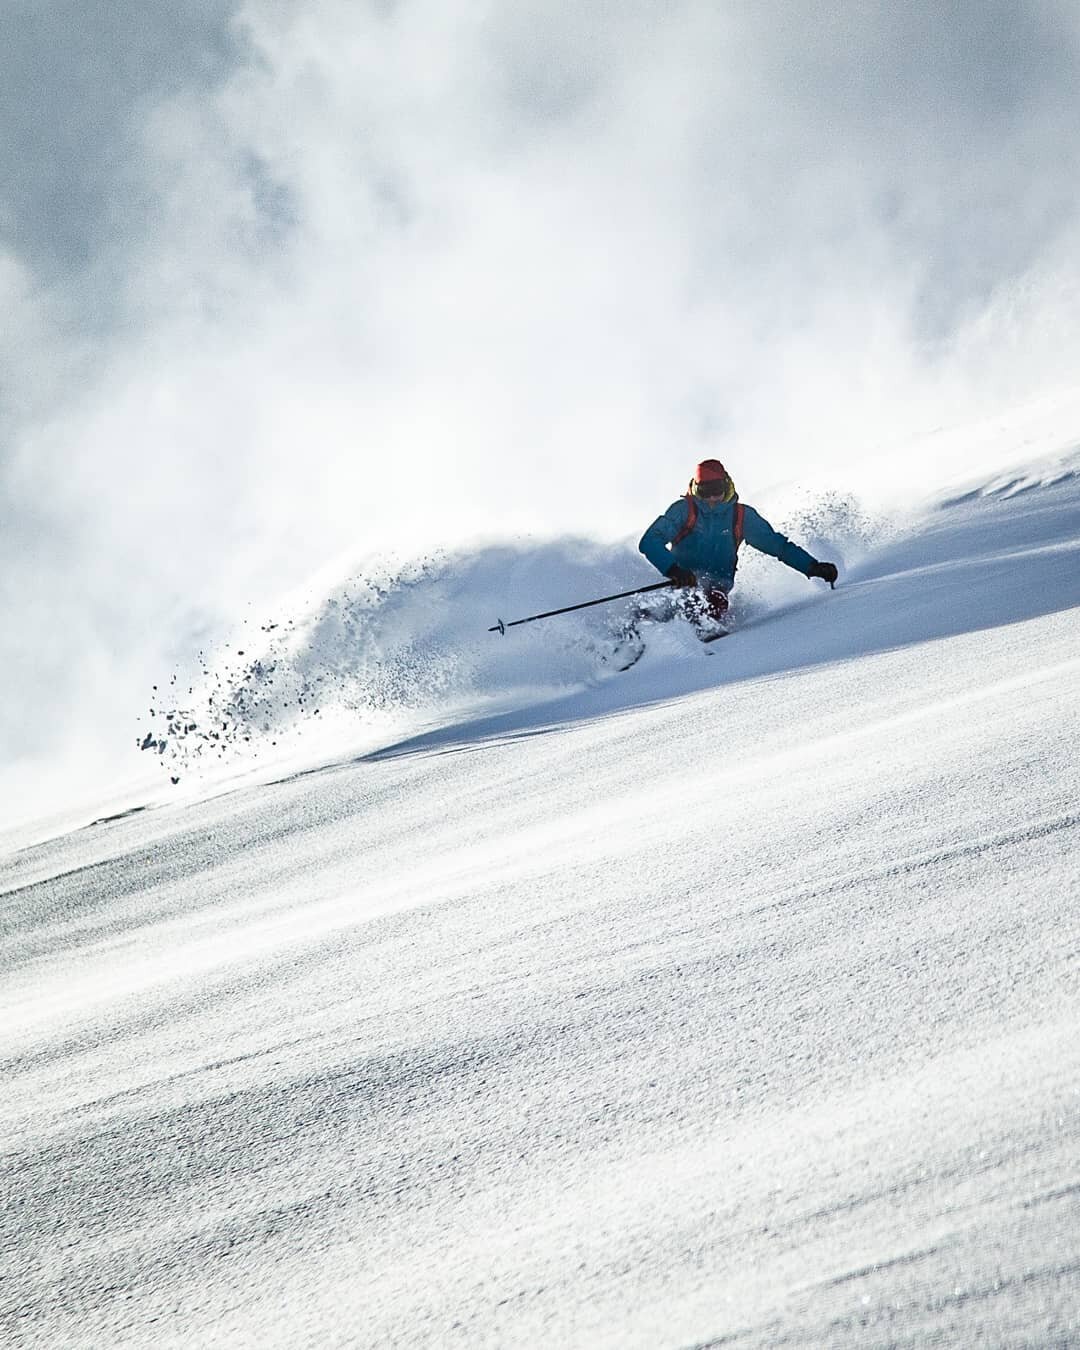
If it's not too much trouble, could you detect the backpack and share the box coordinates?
[673,494,745,549]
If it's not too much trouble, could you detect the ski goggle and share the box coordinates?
[690,474,735,501]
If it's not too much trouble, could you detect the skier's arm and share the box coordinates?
[639,499,692,576]
[742,505,817,576]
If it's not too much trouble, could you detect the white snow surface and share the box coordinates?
[3,457,1080,1347]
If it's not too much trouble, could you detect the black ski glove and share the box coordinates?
[666,564,698,587]
[808,561,839,586]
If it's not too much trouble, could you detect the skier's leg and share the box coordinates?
[703,587,729,621]
[684,585,730,640]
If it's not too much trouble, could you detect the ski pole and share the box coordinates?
[489,580,674,635]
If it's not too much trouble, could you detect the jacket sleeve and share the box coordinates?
[639,499,691,576]
[742,505,816,576]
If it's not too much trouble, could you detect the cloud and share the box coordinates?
[3,0,1080,812]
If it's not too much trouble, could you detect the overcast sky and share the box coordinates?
[3,0,1080,811]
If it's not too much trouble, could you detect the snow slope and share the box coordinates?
[2,463,1080,1347]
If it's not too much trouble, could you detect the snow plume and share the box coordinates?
[137,539,653,783]
[138,492,880,784]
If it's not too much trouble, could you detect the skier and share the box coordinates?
[639,460,839,632]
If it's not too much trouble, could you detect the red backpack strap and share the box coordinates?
[672,492,698,545]
[733,501,745,549]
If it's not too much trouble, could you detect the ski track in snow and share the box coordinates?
[2,468,1080,1347]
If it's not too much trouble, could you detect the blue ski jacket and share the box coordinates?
[639,495,815,591]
